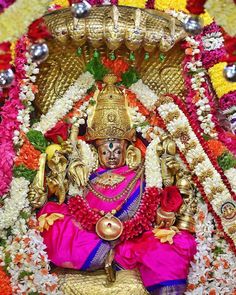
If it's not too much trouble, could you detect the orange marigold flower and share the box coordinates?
[187,283,196,291]
[14,135,41,170]
[0,267,12,295]
[209,289,216,295]
[207,139,226,158]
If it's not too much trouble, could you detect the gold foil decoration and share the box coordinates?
[54,268,148,295]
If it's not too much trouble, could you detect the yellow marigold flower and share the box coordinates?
[50,0,69,7]
[154,0,188,12]
[0,0,51,43]
[118,0,147,8]
[200,11,213,26]
[208,62,236,99]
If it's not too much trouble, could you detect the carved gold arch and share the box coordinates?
[34,6,187,114]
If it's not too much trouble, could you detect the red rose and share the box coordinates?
[160,186,183,212]
[45,121,70,143]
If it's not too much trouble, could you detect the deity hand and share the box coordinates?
[156,207,176,229]
[68,158,89,187]
[60,140,74,156]
[28,153,47,208]
[28,185,47,208]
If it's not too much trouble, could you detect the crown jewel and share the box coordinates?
[86,74,135,141]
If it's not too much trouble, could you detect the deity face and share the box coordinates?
[95,139,128,169]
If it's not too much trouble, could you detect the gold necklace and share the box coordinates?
[87,164,144,202]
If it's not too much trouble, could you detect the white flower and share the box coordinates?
[145,138,162,188]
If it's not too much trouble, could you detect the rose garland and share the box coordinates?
[68,187,160,241]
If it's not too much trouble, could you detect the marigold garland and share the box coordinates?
[208,62,236,99]
[14,135,41,170]
[0,267,12,295]
[154,0,188,12]
[118,0,147,8]
[0,0,51,42]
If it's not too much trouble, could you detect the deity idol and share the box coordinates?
[30,74,197,295]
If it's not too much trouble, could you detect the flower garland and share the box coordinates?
[208,62,236,99]
[183,35,218,138]
[156,94,236,252]
[0,0,51,43]
[186,197,236,294]
[0,215,61,294]
[145,138,162,188]
[33,71,94,134]
[0,267,12,295]
[129,79,159,111]
[0,37,27,197]
[0,177,29,234]
[68,187,160,241]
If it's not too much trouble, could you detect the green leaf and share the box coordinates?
[20,211,31,220]
[217,152,236,171]
[121,68,139,88]
[202,134,211,141]
[86,56,108,81]
[28,292,39,295]
[4,252,12,274]
[0,238,6,247]
[13,165,37,182]
[89,99,96,106]
[26,129,48,152]
[213,246,224,256]
[19,270,33,280]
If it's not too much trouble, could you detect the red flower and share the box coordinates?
[45,121,70,143]
[102,57,129,81]
[160,186,183,212]
[27,18,51,41]
[186,0,206,15]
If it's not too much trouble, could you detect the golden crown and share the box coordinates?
[86,74,135,142]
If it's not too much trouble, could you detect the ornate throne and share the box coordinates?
[32,5,191,294]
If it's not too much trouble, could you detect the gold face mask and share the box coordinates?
[95,139,128,169]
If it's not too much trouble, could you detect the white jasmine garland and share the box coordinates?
[0,177,29,233]
[0,215,62,294]
[157,99,236,244]
[13,52,39,144]
[183,36,217,138]
[33,71,95,134]
[186,197,236,294]
[145,138,162,188]
[129,80,159,111]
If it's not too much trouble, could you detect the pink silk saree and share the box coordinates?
[38,165,196,293]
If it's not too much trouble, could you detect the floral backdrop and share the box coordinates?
[0,0,236,294]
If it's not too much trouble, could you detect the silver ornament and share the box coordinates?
[224,64,236,82]
[71,2,89,19]
[0,69,14,88]
[184,16,202,35]
[29,43,49,63]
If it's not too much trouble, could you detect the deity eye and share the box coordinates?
[102,151,107,155]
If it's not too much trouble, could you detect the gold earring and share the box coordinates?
[90,144,99,171]
[126,145,142,169]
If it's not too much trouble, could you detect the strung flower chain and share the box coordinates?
[145,137,162,189]
[68,187,160,241]
[33,71,95,134]
[184,35,218,138]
